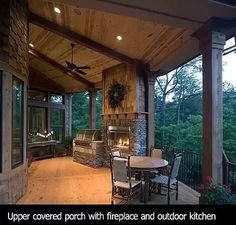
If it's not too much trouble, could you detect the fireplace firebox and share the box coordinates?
[107,126,130,153]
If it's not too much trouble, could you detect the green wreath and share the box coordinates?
[108,81,126,109]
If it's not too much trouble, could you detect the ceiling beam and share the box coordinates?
[29,46,93,87]
[29,12,137,65]
[29,67,65,93]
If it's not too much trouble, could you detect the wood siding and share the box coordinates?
[103,64,138,115]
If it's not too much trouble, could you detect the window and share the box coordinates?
[28,89,47,102]
[28,107,47,143]
[0,71,2,173]
[12,77,24,168]
[49,94,64,104]
[51,109,65,143]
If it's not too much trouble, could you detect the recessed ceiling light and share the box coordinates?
[116,35,122,41]
[29,43,34,47]
[54,7,61,14]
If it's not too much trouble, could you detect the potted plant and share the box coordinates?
[198,176,235,204]
[63,136,74,156]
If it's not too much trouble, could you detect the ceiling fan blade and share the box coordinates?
[65,61,77,70]
[77,66,91,69]
[65,60,71,67]
[75,69,87,75]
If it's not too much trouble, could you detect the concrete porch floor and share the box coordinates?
[17,157,199,204]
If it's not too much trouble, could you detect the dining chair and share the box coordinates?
[150,146,163,175]
[150,146,163,159]
[151,153,183,204]
[110,147,121,157]
[110,154,142,204]
[148,146,164,199]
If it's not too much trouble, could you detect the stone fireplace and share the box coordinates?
[104,115,147,156]
[102,63,148,164]
[107,126,130,153]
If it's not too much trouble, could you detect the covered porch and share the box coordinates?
[1,0,236,204]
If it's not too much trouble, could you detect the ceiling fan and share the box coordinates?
[65,43,90,75]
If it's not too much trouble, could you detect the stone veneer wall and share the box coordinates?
[73,141,104,167]
[0,0,28,204]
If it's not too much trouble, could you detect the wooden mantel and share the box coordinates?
[102,112,148,120]
[102,112,148,116]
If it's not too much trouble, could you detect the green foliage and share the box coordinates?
[157,115,202,152]
[155,55,236,163]
[72,91,102,137]
[96,90,102,129]
[199,176,235,204]
[72,92,89,137]
[63,136,74,156]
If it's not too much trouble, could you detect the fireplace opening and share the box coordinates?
[107,126,130,153]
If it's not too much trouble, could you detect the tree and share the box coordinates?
[96,90,102,129]
[155,73,177,145]
[173,56,202,124]
[155,56,202,146]
[72,91,103,137]
[72,92,89,137]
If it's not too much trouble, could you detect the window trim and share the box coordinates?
[28,89,47,102]
[12,76,24,169]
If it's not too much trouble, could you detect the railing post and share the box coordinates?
[222,151,229,185]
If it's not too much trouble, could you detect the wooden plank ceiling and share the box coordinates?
[29,0,194,93]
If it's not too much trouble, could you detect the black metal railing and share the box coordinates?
[162,147,236,193]
[162,147,202,191]
[223,152,236,193]
[228,162,236,193]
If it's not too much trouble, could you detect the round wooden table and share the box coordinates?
[130,156,168,170]
[130,156,168,203]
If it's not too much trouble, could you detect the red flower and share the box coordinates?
[206,176,212,183]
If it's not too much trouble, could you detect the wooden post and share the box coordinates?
[147,72,157,156]
[65,94,72,137]
[89,89,97,129]
[196,29,225,184]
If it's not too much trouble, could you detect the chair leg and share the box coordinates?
[111,187,114,204]
[128,189,132,205]
[140,182,143,202]
[176,181,178,201]
[148,180,152,200]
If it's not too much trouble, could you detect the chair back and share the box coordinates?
[111,148,121,157]
[170,153,182,179]
[110,155,130,183]
[150,146,163,159]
